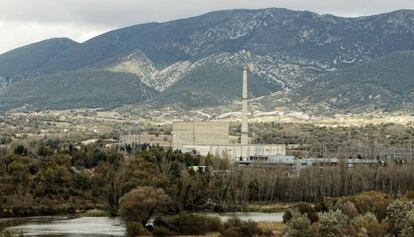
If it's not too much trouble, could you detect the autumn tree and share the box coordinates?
[119,186,170,225]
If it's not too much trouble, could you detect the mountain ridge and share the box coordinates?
[0,8,413,113]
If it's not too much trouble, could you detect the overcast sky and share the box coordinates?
[0,0,413,54]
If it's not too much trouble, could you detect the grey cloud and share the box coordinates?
[1,0,413,27]
[0,0,413,53]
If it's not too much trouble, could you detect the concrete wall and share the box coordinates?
[179,144,286,161]
[119,134,172,146]
[173,122,229,148]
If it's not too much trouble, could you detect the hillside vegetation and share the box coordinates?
[0,70,155,111]
[156,63,277,107]
[293,51,414,113]
[0,38,78,78]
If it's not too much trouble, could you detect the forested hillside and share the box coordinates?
[292,51,414,113]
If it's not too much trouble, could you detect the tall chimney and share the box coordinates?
[241,66,249,158]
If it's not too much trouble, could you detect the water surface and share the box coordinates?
[0,212,283,236]
[1,216,125,237]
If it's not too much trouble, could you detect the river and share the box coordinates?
[0,212,283,236]
[0,216,125,237]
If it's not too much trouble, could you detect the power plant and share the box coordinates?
[171,66,286,161]
[118,66,380,167]
[119,66,287,161]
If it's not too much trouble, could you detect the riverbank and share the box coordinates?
[0,204,101,219]
[1,201,293,219]
[245,202,292,213]
[1,212,286,237]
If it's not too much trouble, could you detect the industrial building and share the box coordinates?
[171,66,287,161]
[178,144,286,161]
[239,156,385,168]
[119,66,288,161]
[172,122,230,148]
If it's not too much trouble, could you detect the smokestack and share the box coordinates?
[241,66,249,158]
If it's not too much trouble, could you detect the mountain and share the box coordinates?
[0,38,78,78]
[288,51,414,114]
[156,63,278,107]
[0,70,155,112]
[0,8,413,113]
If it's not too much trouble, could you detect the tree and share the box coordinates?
[37,146,52,156]
[93,162,124,215]
[119,186,170,225]
[14,145,27,156]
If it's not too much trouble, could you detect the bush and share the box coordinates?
[340,192,390,220]
[82,209,109,217]
[37,146,52,156]
[294,203,314,214]
[221,227,242,237]
[387,199,414,235]
[126,222,151,237]
[1,231,24,237]
[353,212,389,237]
[154,214,223,235]
[404,191,414,200]
[285,211,315,237]
[336,201,359,218]
[222,217,263,237]
[314,201,329,213]
[152,226,173,237]
[401,209,414,237]
[318,209,349,237]
[284,203,318,223]
[283,209,293,223]
[294,203,318,223]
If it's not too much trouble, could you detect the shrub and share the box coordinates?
[152,226,173,237]
[221,227,241,237]
[318,209,349,237]
[155,214,223,235]
[314,201,329,213]
[294,203,313,213]
[294,203,318,223]
[222,217,263,237]
[401,209,414,237]
[386,199,414,235]
[404,191,414,200]
[336,201,359,218]
[340,192,390,220]
[1,230,24,237]
[285,211,315,237]
[82,209,109,217]
[353,212,389,237]
[283,209,293,223]
[126,222,151,237]
[37,146,52,156]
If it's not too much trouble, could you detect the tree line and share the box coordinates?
[2,140,414,215]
